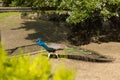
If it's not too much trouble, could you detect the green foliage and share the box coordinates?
[9,0,61,7]
[99,0,120,21]
[0,44,75,80]
[10,0,33,7]
[2,0,120,24]
[2,0,14,6]
[53,66,75,80]
[32,0,59,7]
[60,0,120,23]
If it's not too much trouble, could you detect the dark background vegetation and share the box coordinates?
[50,14,120,45]
[67,16,120,45]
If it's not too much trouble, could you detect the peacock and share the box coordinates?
[36,39,63,58]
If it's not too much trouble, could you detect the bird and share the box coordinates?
[36,39,63,58]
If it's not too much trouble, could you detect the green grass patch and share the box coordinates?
[0,12,20,19]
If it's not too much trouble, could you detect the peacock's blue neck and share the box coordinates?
[41,43,49,50]
[36,40,49,50]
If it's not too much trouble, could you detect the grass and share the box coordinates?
[0,12,20,20]
[0,12,22,27]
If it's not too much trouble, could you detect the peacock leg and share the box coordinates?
[48,53,51,58]
[55,54,59,59]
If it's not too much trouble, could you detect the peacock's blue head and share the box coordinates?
[36,38,45,46]
[36,38,42,42]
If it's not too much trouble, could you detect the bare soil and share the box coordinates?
[1,13,120,80]
[51,42,120,80]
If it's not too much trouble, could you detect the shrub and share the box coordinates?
[0,44,75,80]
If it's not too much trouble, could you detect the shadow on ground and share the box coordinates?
[11,20,70,42]
[11,15,120,46]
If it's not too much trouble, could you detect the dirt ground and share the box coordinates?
[51,42,120,80]
[1,13,120,80]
